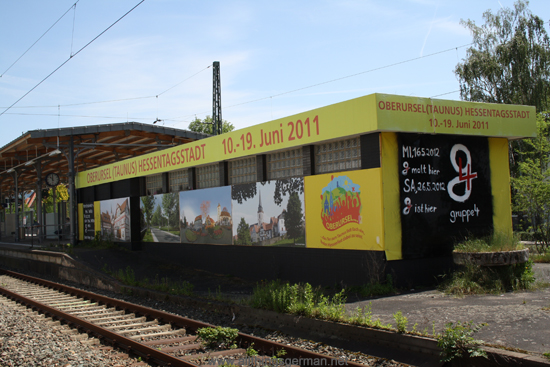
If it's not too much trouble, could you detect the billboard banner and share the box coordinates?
[305,169,384,251]
[76,93,536,189]
[232,179,305,247]
[397,133,493,258]
[179,186,233,245]
[140,193,180,243]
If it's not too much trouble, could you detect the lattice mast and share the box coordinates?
[212,61,222,135]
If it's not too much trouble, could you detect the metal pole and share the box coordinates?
[35,161,42,244]
[14,172,19,242]
[68,137,76,246]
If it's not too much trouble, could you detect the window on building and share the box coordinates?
[169,169,188,193]
[315,137,360,174]
[267,148,303,180]
[146,174,163,195]
[197,164,220,189]
[229,157,256,185]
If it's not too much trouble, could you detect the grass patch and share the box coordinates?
[142,229,154,242]
[101,265,194,296]
[453,232,524,253]
[441,260,536,296]
[250,280,346,321]
[347,274,396,298]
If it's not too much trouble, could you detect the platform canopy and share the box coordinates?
[0,122,208,193]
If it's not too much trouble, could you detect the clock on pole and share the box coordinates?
[45,173,60,187]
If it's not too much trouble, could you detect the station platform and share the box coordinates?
[0,239,549,358]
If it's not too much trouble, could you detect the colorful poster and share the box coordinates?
[305,169,384,251]
[232,179,305,247]
[140,193,180,243]
[99,197,131,242]
[179,186,232,245]
[398,133,493,258]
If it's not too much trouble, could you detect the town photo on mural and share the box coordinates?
[232,178,305,247]
[179,186,233,245]
[100,197,131,242]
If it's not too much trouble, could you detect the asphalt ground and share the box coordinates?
[2,239,550,357]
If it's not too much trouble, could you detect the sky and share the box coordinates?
[1,0,549,146]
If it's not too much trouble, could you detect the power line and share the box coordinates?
[0,0,146,119]
[1,1,80,78]
[223,43,473,110]
[430,90,461,98]
[1,64,212,109]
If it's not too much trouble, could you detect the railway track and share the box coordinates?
[0,269,372,367]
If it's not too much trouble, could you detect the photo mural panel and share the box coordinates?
[232,178,305,247]
[140,193,180,243]
[99,197,131,242]
[305,169,384,250]
[179,186,233,245]
[398,133,493,258]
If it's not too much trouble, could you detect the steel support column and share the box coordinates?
[13,171,19,242]
[35,161,43,243]
[68,137,76,246]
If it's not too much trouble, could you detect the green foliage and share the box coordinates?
[196,326,239,349]
[42,185,70,213]
[453,232,524,253]
[347,274,396,298]
[347,303,392,330]
[162,192,179,230]
[188,115,235,135]
[437,321,488,363]
[246,343,258,356]
[393,311,408,333]
[236,217,252,245]
[543,352,550,359]
[455,1,550,112]
[141,195,155,227]
[513,113,550,250]
[442,260,536,296]
[250,280,347,322]
[532,246,550,263]
[285,191,304,242]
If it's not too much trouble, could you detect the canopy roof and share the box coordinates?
[0,122,207,193]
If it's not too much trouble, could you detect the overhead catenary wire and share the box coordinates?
[0,0,146,119]
[1,1,80,78]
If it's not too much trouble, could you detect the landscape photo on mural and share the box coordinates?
[99,197,131,242]
[179,186,233,245]
[140,193,180,243]
[398,133,493,258]
[232,178,305,247]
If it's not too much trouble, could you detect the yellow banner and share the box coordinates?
[305,169,384,251]
[77,93,536,189]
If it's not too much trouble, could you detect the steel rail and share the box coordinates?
[0,269,367,367]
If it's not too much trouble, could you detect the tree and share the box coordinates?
[141,195,155,228]
[151,205,162,227]
[455,1,550,112]
[236,217,252,245]
[42,185,70,213]
[285,192,304,243]
[162,192,179,229]
[187,115,235,135]
[512,112,550,249]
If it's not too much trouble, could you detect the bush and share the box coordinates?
[437,321,487,363]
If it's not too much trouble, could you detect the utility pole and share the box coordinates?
[212,61,222,135]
